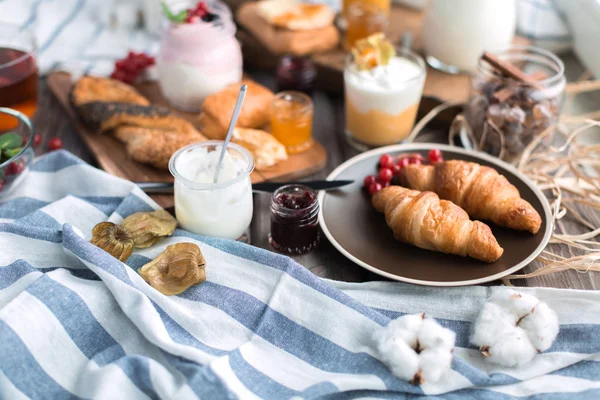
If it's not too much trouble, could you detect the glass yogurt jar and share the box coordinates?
[157,1,243,112]
[344,42,426,150]
[169,141,254,240]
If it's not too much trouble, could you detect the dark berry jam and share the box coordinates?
[269,184,319,255]
[275,56,317,95]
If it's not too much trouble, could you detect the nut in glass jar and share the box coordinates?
[464,46,565,163]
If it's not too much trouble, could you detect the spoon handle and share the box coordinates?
[213,84,247,183]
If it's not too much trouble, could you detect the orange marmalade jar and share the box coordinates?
[344,3,388,50]
[270,91,314,154]
[343,0,391,16]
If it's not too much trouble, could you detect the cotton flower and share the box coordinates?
[374,313,456,384]
[470,288,559,367]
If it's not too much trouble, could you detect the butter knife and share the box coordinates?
[135,180,354,194]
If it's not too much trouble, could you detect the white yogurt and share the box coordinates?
[422,0,516,73]
[344,56,426,115]
[169,142,254,240]
[157,61,242,112]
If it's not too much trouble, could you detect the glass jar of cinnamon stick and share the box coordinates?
[464,45,565,163]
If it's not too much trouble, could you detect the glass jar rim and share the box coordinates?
[270,184,319,218]
[346,1,389,20]
[0,22,36,71]
[477,44,565,87]
[271,91,314,115]
[344,46,426,84]
[169,140,255,191]
[0,107,35,170]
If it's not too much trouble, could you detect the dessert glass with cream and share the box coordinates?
[344,34,426,150]
[169,141,254,240]
[157,1,242,112]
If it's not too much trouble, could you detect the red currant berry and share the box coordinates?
[368,182,382,196]
[393,164,402,176]
[408,157,422,165]
[185,14,199,23]
[397,158,410,169]
[48,137,63,151]
[110,69,126,81]
[363,175,377,188]
[7,161,24,175]
[0,178,5,193]
[378,167,393,183]
[428,149,442,164]
[379,154,394,169]
[33,133,41,147]
[381,180,390,188]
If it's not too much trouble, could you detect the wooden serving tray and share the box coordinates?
[47,71,327,186]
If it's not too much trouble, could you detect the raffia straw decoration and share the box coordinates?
[409,82,600,283]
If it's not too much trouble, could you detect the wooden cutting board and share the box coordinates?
[47,71,327,187]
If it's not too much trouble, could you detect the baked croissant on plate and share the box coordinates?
[373,186,504,263]
[401,160,542,234]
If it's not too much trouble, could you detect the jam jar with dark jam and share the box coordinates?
[268,184,319,254]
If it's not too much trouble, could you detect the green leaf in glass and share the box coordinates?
[0,133,22,150]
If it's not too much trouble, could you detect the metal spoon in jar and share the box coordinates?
[211,84,247,183]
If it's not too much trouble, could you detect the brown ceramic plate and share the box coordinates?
[318,143,552,286]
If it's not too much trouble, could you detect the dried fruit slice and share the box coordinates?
[90,222,134,262]
[351,33,396,71]
[121,210,177,248]
[138,243,206,295]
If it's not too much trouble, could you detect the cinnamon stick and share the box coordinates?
[493,71,548,102]
[482,51,542,89]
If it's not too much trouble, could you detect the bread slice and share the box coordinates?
[257,0,335,31]
[113,126,206,169]
[199,79,274,140]
[232,128,287,170]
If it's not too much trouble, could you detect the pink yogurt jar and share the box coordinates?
[157,1,243,112]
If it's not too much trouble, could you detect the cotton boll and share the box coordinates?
[471,290,560,368]
[418,318,456,351]
[519,302,559,352]
[419,348,453,383]
[374,325,420,381]
[385,313,424,348]
[484,327,538,367]
[490,288,539,318]
[470,302,517,348]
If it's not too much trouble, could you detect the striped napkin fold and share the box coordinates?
[1,150,599,399]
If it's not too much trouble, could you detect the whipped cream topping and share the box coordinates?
[345,56,426,115]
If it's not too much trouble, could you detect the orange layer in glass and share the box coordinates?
[346,95,419,146]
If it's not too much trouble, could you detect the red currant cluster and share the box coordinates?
[363,149,444,196]
[110,52,156,84]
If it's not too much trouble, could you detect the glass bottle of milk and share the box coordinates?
[422,0,516,74]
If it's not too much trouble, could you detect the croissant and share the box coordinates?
[373,186,504,263]
[401,160,542,234]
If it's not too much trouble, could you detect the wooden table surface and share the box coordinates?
[34,56,599,290]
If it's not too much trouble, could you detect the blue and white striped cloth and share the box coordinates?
[1,150,600,399]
